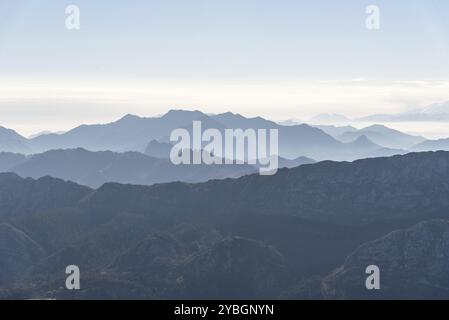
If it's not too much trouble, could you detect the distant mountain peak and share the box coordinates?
[0,126,25,138]
[360,124,409,136]
[363,124,388,130]
[419,100,449,115]
[358,100,449,122]
[163,109,205,118]
[222,111,245,117]
[356,134,370,141]
[0,126,31,154]
[349,134,379,148]
[119,114,142,121]
[278,119,303,126]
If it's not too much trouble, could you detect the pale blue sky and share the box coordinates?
[1,0,449,135]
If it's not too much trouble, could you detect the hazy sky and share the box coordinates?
[1,0,449,135]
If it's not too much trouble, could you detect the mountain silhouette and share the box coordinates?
[2,151,449,298]
[0,110,407,161]
[411,138,449,152]
[0,148,318,187]
[314,125,358,137]
[7,148,257,188]
[358,101,449,122]
[144,140,173,158]
[0,127,31,154]
[337,125,426,150]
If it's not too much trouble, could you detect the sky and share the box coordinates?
[1,0,449,136]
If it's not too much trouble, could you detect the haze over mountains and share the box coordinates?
[2,151,449,299]
[411,138,449,152]
[3,109,449,164]
[303,100,449,123]
[0,148,318,188]
[3,0,449,301]
[0,127,31,154]
[5,108,449,191]
[358,101,449,122]
[0,149,256,188]
[330,125,425,150]
[3,108,449,299]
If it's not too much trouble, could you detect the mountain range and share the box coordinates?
[281,101,449,123]
[0,110,427,162]
[0,127,31,154]
[358,101,449,122]
[2,151,449,299]
[0,148,318,188]
[4,108,449,300]
[313,124,426,149]
[411,138,449,152]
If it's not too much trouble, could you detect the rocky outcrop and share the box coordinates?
[322,220,449,299]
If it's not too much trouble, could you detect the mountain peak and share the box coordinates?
[420,101,449,115]
[163,109,205,117]
[0,126,30,154]
[363,124,387,130]
[0,126,26,138]
[119,114,142,121]
[350,134,378,148]
[217,111,245,119]
[354,134,370,142]
[361,124,403,135]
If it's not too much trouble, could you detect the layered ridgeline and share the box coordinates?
[317,124,425,150]
[0,127,31,154]
[0,110,420,161]
[2,151,449,299]
[0,149,315,188]
[9,109,449,161]
[357,100,449,122]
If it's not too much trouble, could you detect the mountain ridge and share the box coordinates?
[3,151,449,298]
[1,110,410,161]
